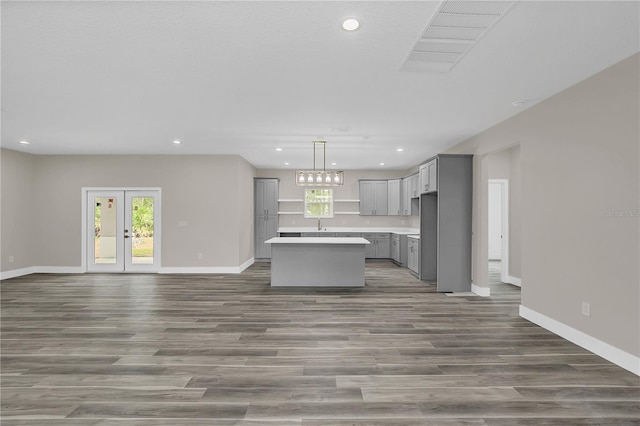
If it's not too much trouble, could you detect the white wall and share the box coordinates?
[446,53,639,358]
[256,168,420,229]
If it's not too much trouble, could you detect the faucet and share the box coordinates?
[317,219,321,231]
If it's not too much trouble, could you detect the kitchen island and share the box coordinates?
[265,237,370,287]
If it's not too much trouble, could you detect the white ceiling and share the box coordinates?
[2,1,638,170]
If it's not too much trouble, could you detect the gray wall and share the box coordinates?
[0,153,256,271]
[446,53,639,356]
[256,168,420,229]
[0,149,37,271]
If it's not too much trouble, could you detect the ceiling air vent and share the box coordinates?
[401,1,516,73]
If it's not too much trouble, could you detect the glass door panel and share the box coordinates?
[130,197,154,264]
[88,191,124,272]
[87,189,159,273]
[125,191,159,272]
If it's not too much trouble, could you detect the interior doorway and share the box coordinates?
[83,189,161,272]
[488,179,509,284]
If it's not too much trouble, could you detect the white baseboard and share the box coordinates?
[2,262,256,279]
[160,259,255,275]
[238,257,255,272]
[471,283,490,297]
[1,266,84,280]
[35,266,84,274]
[0,267,36,280]
[519,305,640,376]
[506,275,522,287]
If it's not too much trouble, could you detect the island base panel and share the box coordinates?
[270,244,365,287]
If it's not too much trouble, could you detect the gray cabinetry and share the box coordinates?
[401,174,419,215]
[359,180,388,216]
[337,233,362,237]
[419,158,438,194]
[401,178,410,215]
[362,233,390,259]
[391,234,400,263]
[409,173,419,198]
[302,232,336,237]
[254,178,279,260]
[408,237,419,275]
[419,154,472,292]
[255,178,278,217]
[387,179,401,216]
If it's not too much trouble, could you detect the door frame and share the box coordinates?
[81,187,162,273]
[488,179,509,283]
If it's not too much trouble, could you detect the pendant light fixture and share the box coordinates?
[295,141,344,186]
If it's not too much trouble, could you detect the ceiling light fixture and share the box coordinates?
[512,100,526,108]
[379,162,385,166]
[342,18,360,31]
[276,148,283,151]
[396,148,404,152]
[172,140,182,145]
[19,140,30,145]
[295,141,344,187]
[284,162,289,166]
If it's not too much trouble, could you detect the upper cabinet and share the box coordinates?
[419,158,438,194]
[359,180,388,216]
[254,178,279,260]
[401,173,419,215]
[410,173,419,198]
[387,179,401,216]
[255,178,278,216]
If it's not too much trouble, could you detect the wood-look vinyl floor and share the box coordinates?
[1,261,638,425]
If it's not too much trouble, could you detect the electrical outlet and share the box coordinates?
[582,301,591,317]
[8,256,14,263]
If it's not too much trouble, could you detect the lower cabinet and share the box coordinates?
[363,233,390,259]
[408,237,420,275]
[255,215,278,259]
[391,234,401,263]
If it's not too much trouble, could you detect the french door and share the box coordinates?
[86,190,160,272]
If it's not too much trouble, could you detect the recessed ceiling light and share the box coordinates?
[331,162,337,166]
[379,162,385,166]
[19,140,30,145]
[172,140,182,145]
[342,18,360,31]
[512,100,526,108]
[396,148,404,152]
[276,148,283,151]
[284,162,289,166]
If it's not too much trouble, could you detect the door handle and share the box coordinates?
[124,235,130,239]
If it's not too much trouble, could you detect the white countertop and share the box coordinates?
[278,227,419,235]
[408,234,420,240]
[266,237,370,245]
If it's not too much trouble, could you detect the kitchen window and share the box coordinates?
[304,189,333,218]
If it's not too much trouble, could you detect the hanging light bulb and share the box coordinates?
[295,141,344,186]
